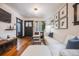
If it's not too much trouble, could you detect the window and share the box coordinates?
[35,21,43,32]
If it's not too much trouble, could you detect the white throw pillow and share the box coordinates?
[48,43,65,56]
[0,34,8,39]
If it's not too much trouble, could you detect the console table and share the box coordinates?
[0,38,17,55]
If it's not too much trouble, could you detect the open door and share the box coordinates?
[16,18,23,38]
[24,21,33,37]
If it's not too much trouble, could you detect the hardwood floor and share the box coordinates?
[1,37,32,56]
[17,37,32,56]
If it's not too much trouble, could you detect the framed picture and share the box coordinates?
[50,20,54,28]
[59,17,68,29]
[54,21,59,29]
[73,3,79,25]
[59,4,68,19]
[54,12,59,21]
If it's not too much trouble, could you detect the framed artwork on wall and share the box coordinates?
[50,20,54,28]
[59,4,68,19]
[59,3,68,29]
[54,12,59,21]
[73,3,79,25]
[59,17,68,29]
[54,3,68,29]
[54,21,59,29]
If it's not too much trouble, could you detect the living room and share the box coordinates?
[0,3,79,56]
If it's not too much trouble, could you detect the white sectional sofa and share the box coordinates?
[44,35,79,56]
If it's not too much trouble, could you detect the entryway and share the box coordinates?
[16,18,23,38]
[24,21,33,37]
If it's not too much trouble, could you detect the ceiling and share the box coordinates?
[6,3,64,18]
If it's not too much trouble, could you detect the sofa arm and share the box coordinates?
[60,49,79,56]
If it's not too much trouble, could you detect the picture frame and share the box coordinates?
[51,20,54,28]
[73,3,79,25]
[54,12,59,21]
[54,4,68,29]
[59,4,68,19]
[54,21,59,29]
[59,17,68,29]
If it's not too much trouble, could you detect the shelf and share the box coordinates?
[5,29,15,31]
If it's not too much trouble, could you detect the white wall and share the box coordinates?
[23,17,45,21]
[54,3,79,43]
[0,3,24,39]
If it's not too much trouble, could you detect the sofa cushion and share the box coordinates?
[60,49,79,56]
[47,43,65,56]
[44,36,65,55]
[66,37,79,49]
[48,33,53,38]
[0,34,8,39]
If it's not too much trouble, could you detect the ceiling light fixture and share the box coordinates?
[34,8,38,11]
[33,7,40,15]
[33,7,39,15]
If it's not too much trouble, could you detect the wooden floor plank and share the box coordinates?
[1,37,32,56]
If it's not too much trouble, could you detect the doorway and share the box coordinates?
[24,21,33,37]
[16,18,23,38]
